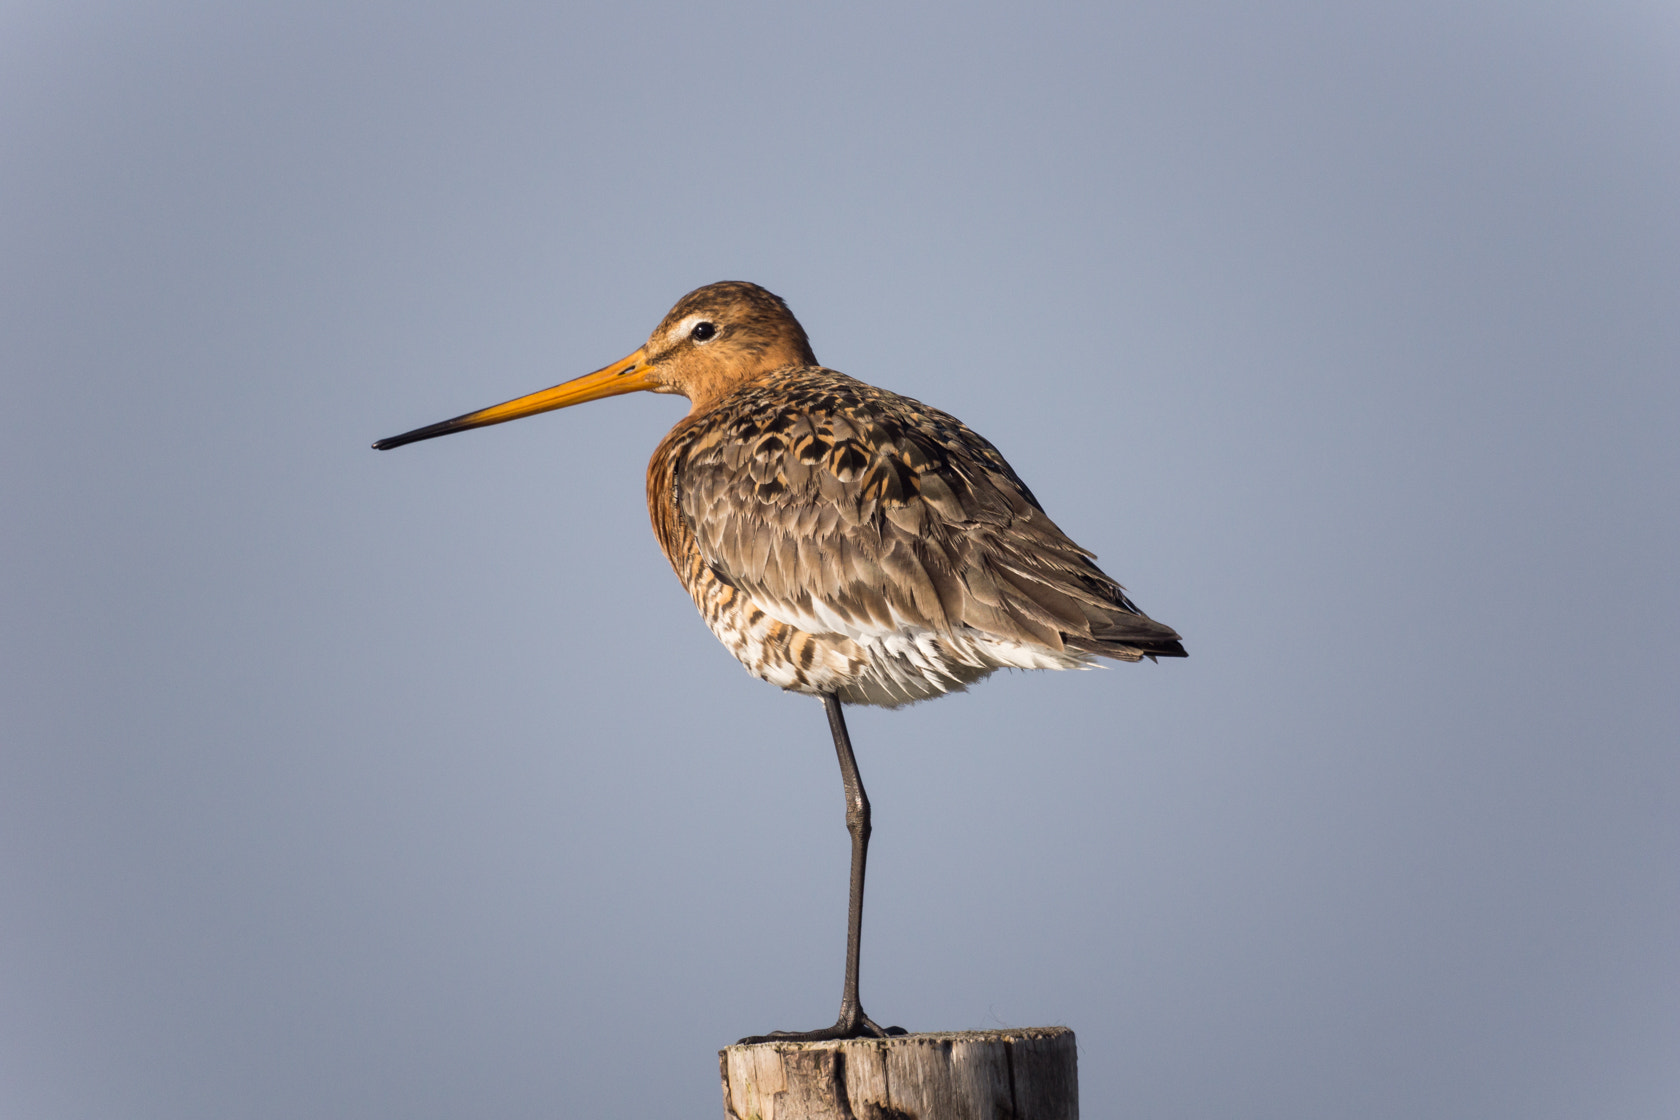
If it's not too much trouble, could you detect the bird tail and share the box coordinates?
[1066,613,1188,662]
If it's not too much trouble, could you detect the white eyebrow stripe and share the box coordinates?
[674,313,712,338]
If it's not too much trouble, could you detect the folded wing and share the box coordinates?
[672,371,1186,663]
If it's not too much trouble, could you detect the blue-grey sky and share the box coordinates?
[3,3,1676,1117]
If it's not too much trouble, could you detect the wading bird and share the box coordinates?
[374,282,1185,1041]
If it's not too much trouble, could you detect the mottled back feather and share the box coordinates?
[648,366,1185,703]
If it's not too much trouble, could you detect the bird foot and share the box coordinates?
[737,1013,907,1045]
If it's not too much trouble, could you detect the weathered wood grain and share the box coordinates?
[720,1027,1076,1120]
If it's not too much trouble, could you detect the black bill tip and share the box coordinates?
[371,413,478,451]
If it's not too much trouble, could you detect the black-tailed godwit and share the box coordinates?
[375,281,1185,1040]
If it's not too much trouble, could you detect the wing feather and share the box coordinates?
[670,369,1186,660]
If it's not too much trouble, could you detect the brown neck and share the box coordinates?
[679,352,807,415]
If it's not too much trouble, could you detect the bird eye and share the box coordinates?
[690,321,717,342]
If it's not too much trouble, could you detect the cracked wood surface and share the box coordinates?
[720,1028,1076,1120]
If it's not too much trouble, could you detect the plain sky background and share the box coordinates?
[3,2,1676,1117]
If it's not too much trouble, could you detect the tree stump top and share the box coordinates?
[720,1027,1077,1120]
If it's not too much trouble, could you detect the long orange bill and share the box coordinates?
[373,347,655,450]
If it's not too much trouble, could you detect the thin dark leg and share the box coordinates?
[737,693,906,1044]
[828,691,875,1033]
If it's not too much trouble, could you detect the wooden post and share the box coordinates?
[719,1027,1077,1120]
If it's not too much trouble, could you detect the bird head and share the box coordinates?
[373,281,816,451]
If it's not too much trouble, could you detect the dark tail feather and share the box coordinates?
[1066,612,1188,662]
